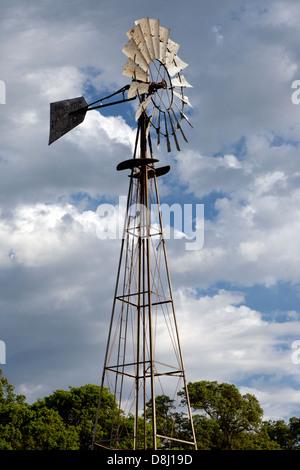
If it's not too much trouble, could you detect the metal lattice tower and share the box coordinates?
[48,17,196,450]
[92,115,196,450]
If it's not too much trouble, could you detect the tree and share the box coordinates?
[289,417,300,449]
[146,394,175,445]
[0,369,78,450]
[116,414,154,449]
[1,405,79,450]
[145,394,191,449]
[0,369,27,449]
[262,418,300,450]
[33,384,119,449]
[0,369,26,405]
[181,381,264,449]
[1,369,299,450]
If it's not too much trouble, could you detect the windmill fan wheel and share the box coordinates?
[122,17,193,152]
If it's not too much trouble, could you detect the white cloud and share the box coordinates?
[239,386,300,421]
[0,201,127,268]
[170,187,300,288]
[25,67,87,101]
[212,25,224,45]
[18,383,46,403]
[172,132,300,288]
[258,2,299,27]
[69,111,136,152]
[175,150,251,197]
[175,288,300,420]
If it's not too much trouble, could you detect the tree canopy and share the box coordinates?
[182,381,280,450]
[0,369,299,450]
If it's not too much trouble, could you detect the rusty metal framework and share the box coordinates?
[92,111,197,450]
[48,17,196,451]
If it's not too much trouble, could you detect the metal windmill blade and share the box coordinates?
[122,17,193,153]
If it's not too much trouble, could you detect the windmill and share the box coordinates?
[49,17,196,450]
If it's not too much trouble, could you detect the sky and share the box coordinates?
[1,0,300,422]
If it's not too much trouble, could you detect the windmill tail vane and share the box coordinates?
[48,85,135,146]
[48,17,196,451]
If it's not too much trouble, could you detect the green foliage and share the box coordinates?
[182,380,270,450]
[0,400,79,450]
[1,369,300,450]
[0,369,26,405]
[146,394,175,446]
[32,384,120,449]
[145,394,174,449]
[261,418,300,450]
[115,415,154,449]
[0,370,116,450]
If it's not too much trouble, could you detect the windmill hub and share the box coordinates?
[149,79,167,92]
